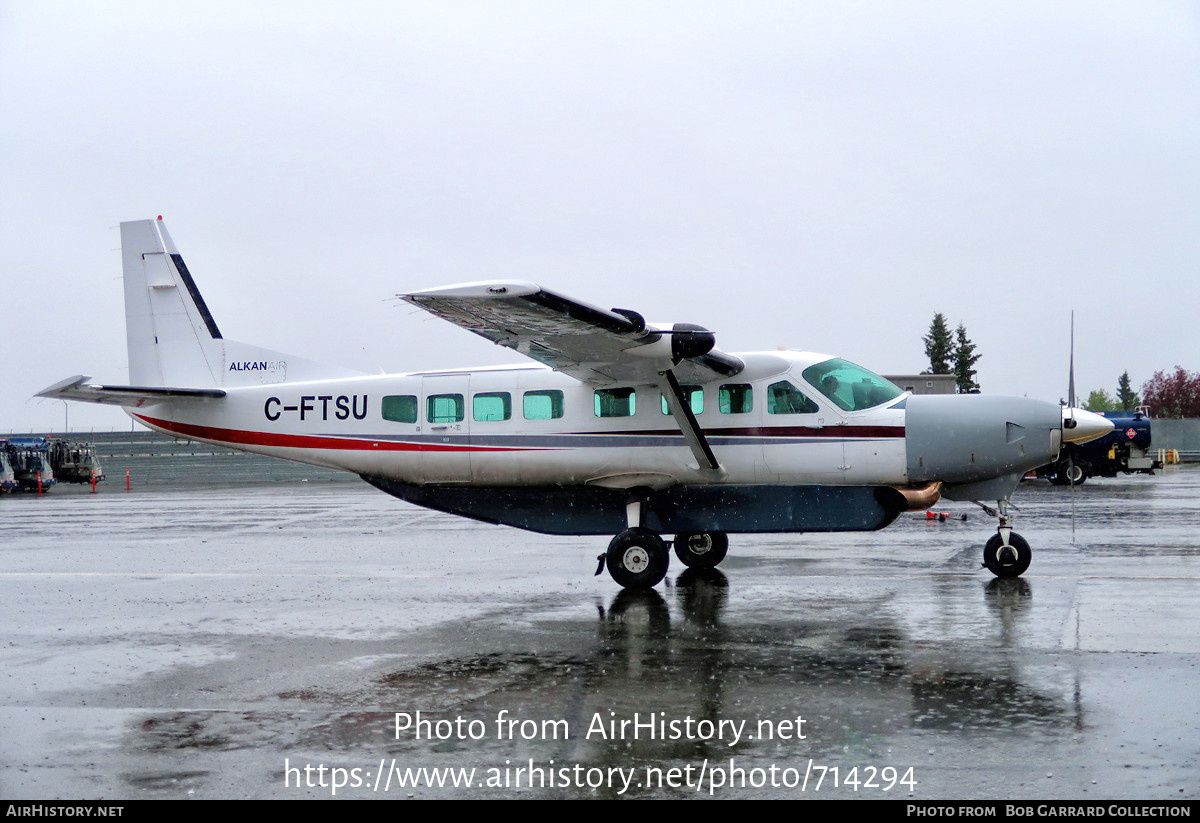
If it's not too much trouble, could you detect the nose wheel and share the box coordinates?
[983,532,1031,578]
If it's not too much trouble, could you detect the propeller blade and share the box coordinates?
[1068,311,1077,545]
[1068,311,1076,426]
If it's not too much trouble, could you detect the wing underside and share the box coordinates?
[401,281,743,386]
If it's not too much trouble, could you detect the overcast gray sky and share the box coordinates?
[3,1,1198,433]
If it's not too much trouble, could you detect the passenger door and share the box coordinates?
[419,374,472,482]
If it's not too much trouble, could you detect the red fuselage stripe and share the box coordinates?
[132,414,528,453]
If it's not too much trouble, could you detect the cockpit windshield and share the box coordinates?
[801,358,904,412]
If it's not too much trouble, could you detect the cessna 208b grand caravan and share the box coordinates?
[41,218,1112,589]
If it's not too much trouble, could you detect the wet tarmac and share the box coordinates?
[2,468,1198,799]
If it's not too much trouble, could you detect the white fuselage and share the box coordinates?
[131,351,910,490]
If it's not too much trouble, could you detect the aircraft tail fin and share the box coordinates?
[122,218,225,387]
[120,218,363,389]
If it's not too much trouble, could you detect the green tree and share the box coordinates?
[1085,389,1117,411]
[953,323,981,393]
[1117,371,1140,411]
[922,313,953,375]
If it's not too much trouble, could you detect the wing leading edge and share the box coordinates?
[400,281,743,386]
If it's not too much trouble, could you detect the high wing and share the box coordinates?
[401,281,744,386]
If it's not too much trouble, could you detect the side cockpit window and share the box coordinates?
[767,381,819,414]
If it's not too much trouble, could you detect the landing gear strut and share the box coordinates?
[599,497,671,589]
[977,498,1032,578]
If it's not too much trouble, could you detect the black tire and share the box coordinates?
[673,532,729,569]
[983,533,1032,578]
[606,528,669,589]
[1063,461,1089,486]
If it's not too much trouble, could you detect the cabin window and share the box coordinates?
[473,392,511,422]
[801,358,903,412]
[767,381,819,414]
[661,385,703,415]
[381,394,418,424]
[523,390,564,420]
[427,393,464,424]
[594,387,636,418]
[719,384,753,414]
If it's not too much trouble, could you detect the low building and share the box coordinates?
[884,374,958,395]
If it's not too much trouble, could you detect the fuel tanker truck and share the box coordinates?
[1036,410,1160,485]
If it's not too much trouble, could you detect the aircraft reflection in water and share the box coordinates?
[157,574,1071,799]
[41,218,1113,588]
[601,576,1072,734]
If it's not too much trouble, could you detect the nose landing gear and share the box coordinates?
[976,498,1032,578]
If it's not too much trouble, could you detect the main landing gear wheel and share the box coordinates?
[983,533,1031,578]
[673,532,729,569]
[606,528,669,589]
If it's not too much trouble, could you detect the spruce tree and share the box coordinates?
[1117,371,1140,411]
[923,313,953,375]
[953,324,981,393]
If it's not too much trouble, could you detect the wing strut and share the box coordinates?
[657,369,721,472]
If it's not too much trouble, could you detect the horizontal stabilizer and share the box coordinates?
[37,375,226,407]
